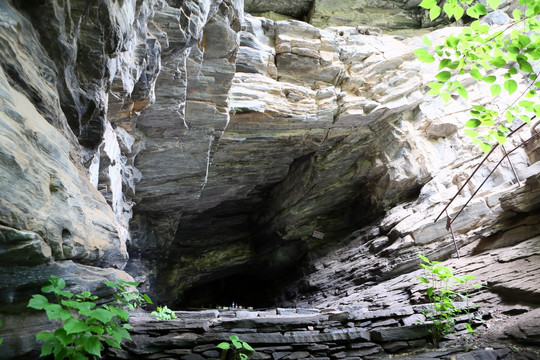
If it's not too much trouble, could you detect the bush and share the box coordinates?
[28,275,151,360]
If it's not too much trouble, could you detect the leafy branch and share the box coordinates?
[28,275,152,360]
[416,0,540,152]
[417,254,480,347]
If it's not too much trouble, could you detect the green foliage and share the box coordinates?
[416,0,540,153]
[151,306,177,321]
[28,275,151,360]
[417,255,478,347]
[0,320,3,346]
[103,278,152,311]
[217,335,255,360]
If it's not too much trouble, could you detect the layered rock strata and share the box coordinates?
[43,308,540,359]
[146,13,538,307]
[0,0,133,314]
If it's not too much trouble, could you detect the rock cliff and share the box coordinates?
[0,0,539,358]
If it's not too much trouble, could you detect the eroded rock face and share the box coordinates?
[308,0,424,32]
[245,0,314,19]
[0,9,127,270]
[143,13,537,308]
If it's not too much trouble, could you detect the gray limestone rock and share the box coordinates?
[245,0,314,18]
[0,260,132,313]
[0,54,127,269]
[0,225,52,265]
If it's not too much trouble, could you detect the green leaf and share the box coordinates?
[418,254,430,263]
[418,276,429,284]
[520,114,532,123]
[414,48,435,63]
[116,279,140,287]
[64,318,88,334]
[466,3,488,19]
[513,9,522,21]
[472,105,486,112]
[507,45,520,54]
[243,342,255,351]
[470,69,482,80]
[62,300,95,312]
[44,303,72,321]
[40,342,55,357]
[105,337,122,349]
[53,328,71,346]
[455,5,465,20]
[506,111,515,123]
[430,5,442,20]
[490,84,501,97]
[217,342,231,350]
[105,305,130,321]
[36,332,55,341]
[487,0,502,10]
[419,0,437,9]
[465,119,481,128]
[490,57,506,67]
[464,129,479,137]
[482,76,496,83]
[517,56,534,73]
[28,294,49,310]
[504,79,518,94]
[445,36,460,49]
[440,90,451,103]
[108,322,131,341]
[240,354,248,360]
[439,59,452,70]
[82,335,102,357]
[457,86,468,99]
[518,100,535,108]
[481,142,492,154]
[427,82,443,95]
[518,35,531,48]
[41,275,67,295]
[435,71,451,82]
[103,281,119,289]
[88,309,114,323]
[143,294,153,304]
[72,352,89,360]
[465,323,477,333]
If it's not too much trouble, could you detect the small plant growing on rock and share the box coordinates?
[151,306,177,320]
[28,275,151,360]
[217,334,254,360]
[103,278,152,310]
[417,254,478,347]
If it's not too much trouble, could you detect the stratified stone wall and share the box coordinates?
[105,306,539,360]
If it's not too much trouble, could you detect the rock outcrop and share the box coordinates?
[0,0,132,315]
[141,13,538,310]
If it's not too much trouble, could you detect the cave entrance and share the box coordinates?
[177,269,300,310]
